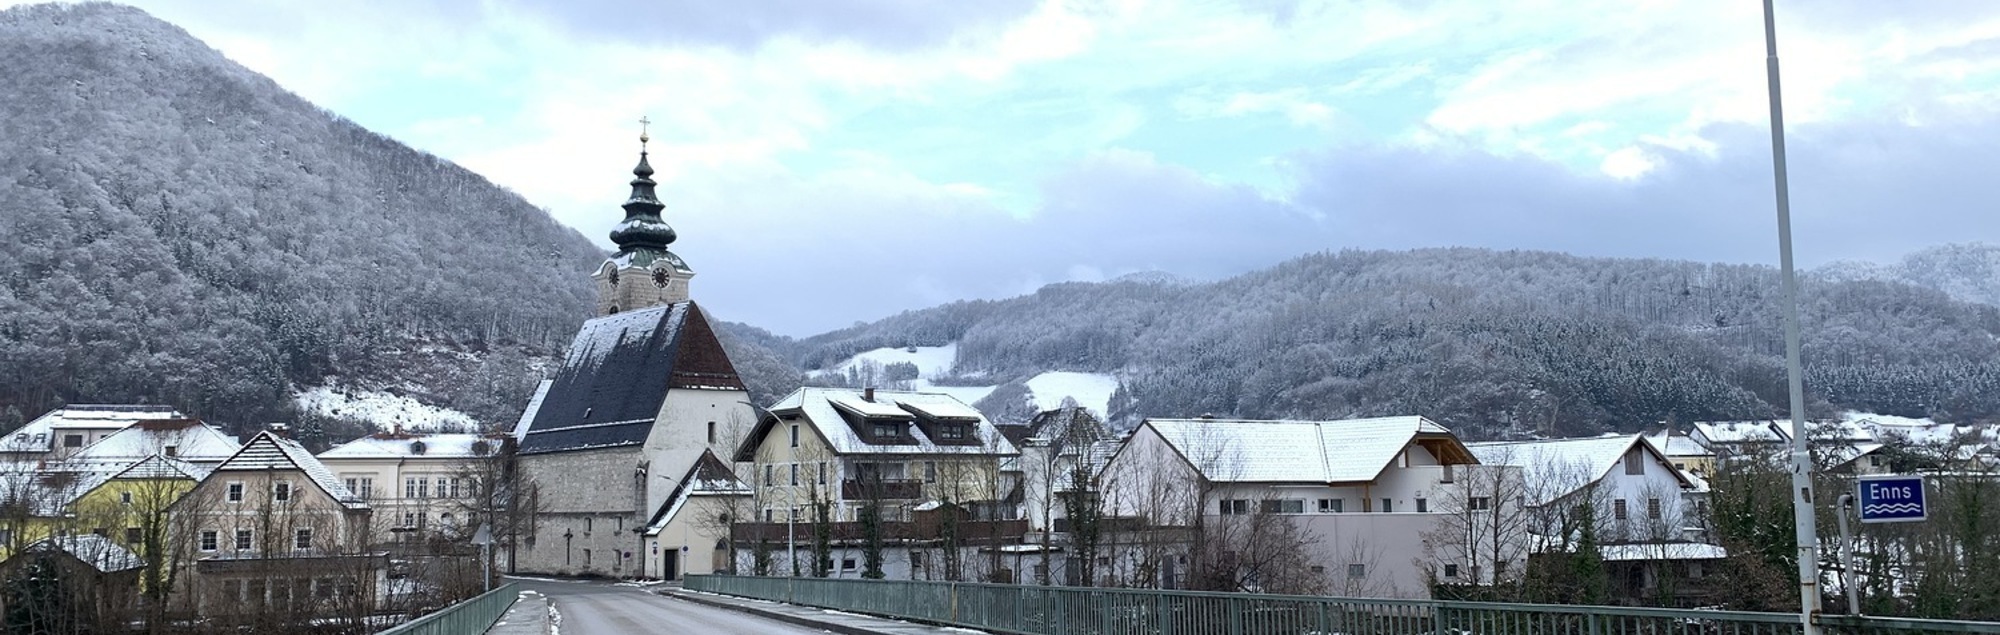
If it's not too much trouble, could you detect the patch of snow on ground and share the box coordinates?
[1025,372,1120,417]
[817,344,960,379]
[294,386,478,433]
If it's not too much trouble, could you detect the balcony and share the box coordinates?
[730,519,1029,545]
[840,478,924,500]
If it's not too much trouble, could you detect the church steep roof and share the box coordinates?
[518,301,744,454]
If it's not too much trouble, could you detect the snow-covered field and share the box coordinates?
[294,386,478,433]
[817,345,1122,417]
[818,344,961,379]
[1025,372,1120,417]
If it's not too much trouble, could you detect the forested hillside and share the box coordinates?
[781,246,2000,439]
[0,3,607,432]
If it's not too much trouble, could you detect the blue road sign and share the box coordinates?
[1856,475,1927,523]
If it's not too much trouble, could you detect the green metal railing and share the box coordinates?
[685,575,2000,635]
[377,583,519,635]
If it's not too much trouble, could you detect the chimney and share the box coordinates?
[266,422,291,438]
[864,387,875,402]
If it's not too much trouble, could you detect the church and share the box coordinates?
[510,129,754,579]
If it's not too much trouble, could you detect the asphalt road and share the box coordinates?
[505,577,829,634]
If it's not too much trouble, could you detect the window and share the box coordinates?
[402,512,417,527]
[763,465,774,487]
[235,529,252,550]
[63,434,83,448]
[1441,464,1455,483]
[841,558,856,570]
[1648,498,1662,520]
[707,421,717,444]
[125,527,142,543]
[163,444,178,457]
[941,425,965,440]
[406,477,418,499]
[910,551,925,569]
[1348,563,1367,579]
[790,424,799,448]
[274,481,292,502]
[416,478,429,499]
[1318,498,1344,513]
[120,491,133,505]
[790,463,799,487]
[762,508,774,522]
[817,462,827,485]
[1444,564,1460,578]
[357,478,373,499]
[872,423,899,439]
[199,531,217,552]
[1614,499,1629,520]
[93,527,108,537]
[1415,498,1429,513]
[1260,499,1304,514]
[446,478,461,499]
[1625,450,1645,475]
[295,528,313,550]
[924,461,937,483]
[226,482,244,503]
[1380,498,1393,513]
[1218,499,1250,515]
[1470,496,1493,511]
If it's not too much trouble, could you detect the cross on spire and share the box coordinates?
[638,116,651,150]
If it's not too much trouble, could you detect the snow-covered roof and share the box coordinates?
[1641,431,1711,459]
[0,405,182,454]
[513,380,552,443]
[320,433,504,460]
[0,468,115,516]
[1140,416,1466,484]
[211,432,366,510]
[105,453,212,482]
[1468,435,1684,506]
[68,419,240,464]
[643,450,750,536]
[1692,421,1790,447]
[519,302,747,455]
[20,534,145,573]
[1824,442,1887,470]
[757,388,1018,458]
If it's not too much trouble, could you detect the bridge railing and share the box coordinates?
[685,575,2000,635]
[377,583,518,635]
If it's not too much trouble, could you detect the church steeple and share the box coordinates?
[609,119,677,252]
[594,117,696,317]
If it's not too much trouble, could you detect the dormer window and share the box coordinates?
[164,445,178,457]
[941,425,966,440]
[872,423,900,440]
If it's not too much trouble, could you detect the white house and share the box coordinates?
[317,433,510,538]
[1467,435,1721,602]
[1096,416,1518,598]
[1,406,184,465]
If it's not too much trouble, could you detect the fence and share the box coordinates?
[377,583,518,635]
[685,575,2000,635]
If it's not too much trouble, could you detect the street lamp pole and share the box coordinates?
[1760,1,1822,632]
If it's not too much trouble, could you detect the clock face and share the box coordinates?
[653,269,671,288]
[607,270,619,286]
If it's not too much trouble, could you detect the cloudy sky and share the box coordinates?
[50,0,2000,334]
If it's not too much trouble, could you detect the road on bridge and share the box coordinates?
[505,577,829,634]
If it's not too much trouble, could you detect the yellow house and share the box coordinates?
[0,455,203,566]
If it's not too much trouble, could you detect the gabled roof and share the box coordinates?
[16,534,145,573]
[1691,421,1790,446]
[740,388,1019,460]
[1467,434,1693,506]
[518,302,745,455]
[1137,416,1470,484]
[0,468,117,517]
[210,432,366,510]
[107,453,211,482]
[1641,431,1711,459]
[320,433,505,460]
[69,418,240,464]
[0,405,182,454]
[643,450,750,536]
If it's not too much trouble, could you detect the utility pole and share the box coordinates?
[1760,1,1822,632]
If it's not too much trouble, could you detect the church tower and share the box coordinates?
[593,121,694,315]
